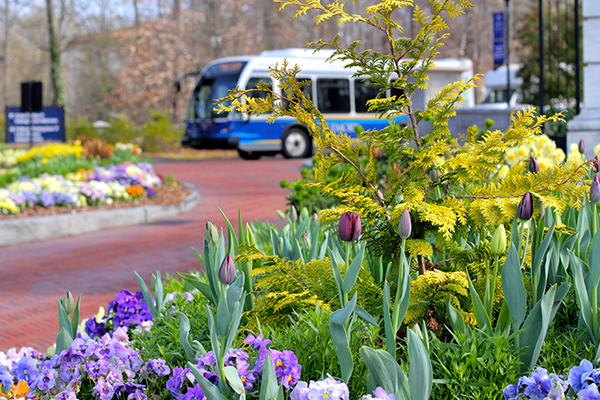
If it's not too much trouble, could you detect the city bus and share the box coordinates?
[181,48,474,159]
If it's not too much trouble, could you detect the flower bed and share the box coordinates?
[0,142,190,218]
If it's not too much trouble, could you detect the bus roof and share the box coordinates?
[207,48,473,76]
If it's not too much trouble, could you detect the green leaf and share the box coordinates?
[359,346,399,396]
[466,271,491,333]
[174,311,199,362]
[342,243,365,293]
[216,290,231,338]
[70,296,81,339]
[134,271,158,320]
[224,365,245,395]
[180,273,214,304]
[259,352,282,400]
[588,229,600,288]
[501,241,527,329]
[383,282,395,357]
[55,327,73,356]
[445,297,465,336]
[189,363,229,400]
[155,270,164,313]
[407,328,432,400]
[329,292,357,382]
[219,207,239,255]
[518,285,557,371]
[355,305,379,327]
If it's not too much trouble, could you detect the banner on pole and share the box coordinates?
[493,12,505,67]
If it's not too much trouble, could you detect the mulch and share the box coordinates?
[0,182,193,220]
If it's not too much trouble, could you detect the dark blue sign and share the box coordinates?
[493,12,505,39]
[5,107,65,143]
[493,12,505,66]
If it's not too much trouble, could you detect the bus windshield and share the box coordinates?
[189,61,247,120]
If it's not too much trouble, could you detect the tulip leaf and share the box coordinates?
[342,244,365,294]
[70,296,81,339]
[467,271,491,333]
[355,305,379,328]
[259,352,282,400]
[189,363,229,400]
[330,292,357,382]
[501,240,527,329]
[532,222,555,284]
[270,228,281,257]
[495,300,512,335]
[206,305,221,360]
[134,271,158,320]
[180,273,214,304]
[408,328,432,400]
[518,285,556,372]
[383,282,395,357]
[175,311,200,362]
[225,300,244,352]
[359,346,399,397]
[219,207,239,255]
[154,271,164,313]
[569,252,594,340]
[445,298,465,336]
[588,229,600,289]
[224,365,245,395]
[55,327,73,356]
[216,290,231,338]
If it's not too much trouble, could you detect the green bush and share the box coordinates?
[140,111,181,153]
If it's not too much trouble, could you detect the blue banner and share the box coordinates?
[5,107,65,143]
[493,12,505,66]
[493,12,505,39]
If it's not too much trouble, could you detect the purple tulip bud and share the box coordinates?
[517,192,534,221]
[398,209,412,239]
[591,175,600,203]
[579,139,586,154]
[592,156,600,173]
[528,156,540,173]
[219,254,236,285]
[338,211,361,242]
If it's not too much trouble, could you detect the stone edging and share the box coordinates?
[0,182,200,247]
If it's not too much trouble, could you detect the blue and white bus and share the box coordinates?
[182,48,474,159]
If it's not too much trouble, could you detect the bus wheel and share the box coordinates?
[282,128,310,159]
[237,149,262,160]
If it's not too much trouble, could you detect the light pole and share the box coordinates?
[506,0,511,106]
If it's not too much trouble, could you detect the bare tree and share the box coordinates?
[46,0,66,108]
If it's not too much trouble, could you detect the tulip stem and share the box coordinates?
[593,203,598,239]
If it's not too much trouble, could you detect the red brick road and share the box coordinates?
[0,156,304,352]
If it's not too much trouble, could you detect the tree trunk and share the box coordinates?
[133,0,140,26]
[1,0,9,109]
[172,0,181,22]
[46,0,66,110]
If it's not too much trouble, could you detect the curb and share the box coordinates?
[0,183,200,247]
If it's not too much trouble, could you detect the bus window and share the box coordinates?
[354,80,383,113]
[317,78,350,113]
[282,78,312,110]
[246,77,274,99]
[191,74,240,119]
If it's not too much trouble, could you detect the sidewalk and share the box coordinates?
[0,156,304,351]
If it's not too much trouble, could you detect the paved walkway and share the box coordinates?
[0,156,304,352]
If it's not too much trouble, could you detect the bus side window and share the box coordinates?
[245,77,274,114]
[282,78,312,110]
[316,78,350,113]
[354,80,383,113]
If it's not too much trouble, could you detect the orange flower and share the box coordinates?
[3,380,37,399]
[126,185,143,197]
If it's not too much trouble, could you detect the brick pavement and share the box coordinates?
[0,156,304,352]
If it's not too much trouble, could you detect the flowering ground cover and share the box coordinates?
[0,142,191,217]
